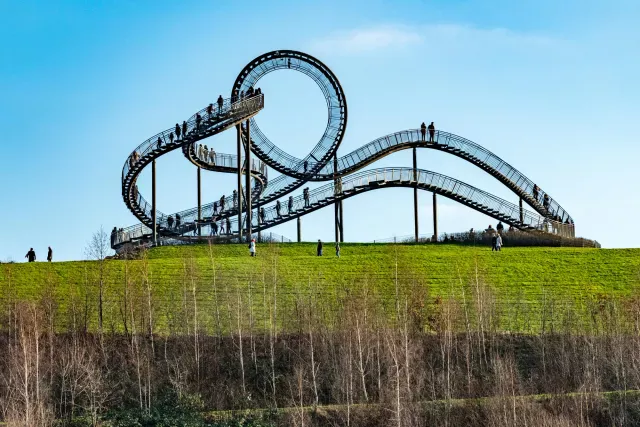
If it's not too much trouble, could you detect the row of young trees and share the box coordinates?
[1,235,640,425]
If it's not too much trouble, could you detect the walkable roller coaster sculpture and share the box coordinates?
[113,50,574,250]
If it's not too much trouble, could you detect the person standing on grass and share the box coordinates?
[335,242,340,258]
[495,233,503,251]
[491,234,498,251]
[249,238,256,257]
[25,248,36,262]
[317,239,323,256]
[47,247,53,262]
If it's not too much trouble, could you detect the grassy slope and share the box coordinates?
[1,243,639,332]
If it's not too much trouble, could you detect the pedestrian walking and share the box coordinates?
[317,240,323,256]
[47,246,53,262]
[496,233,503,251]
[25,248,36,262]
[249,238,256,257]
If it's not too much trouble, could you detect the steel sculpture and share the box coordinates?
[114,50,574,250]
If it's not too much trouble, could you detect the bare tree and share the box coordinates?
[84,226,111,336]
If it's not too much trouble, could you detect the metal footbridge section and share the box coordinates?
[114,50,574,249]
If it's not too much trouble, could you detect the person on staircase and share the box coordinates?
[303,160,308,173]
[303,187,310,207]
[206,104,213,121]
[203,145,209,163]
[288,195,294,214]
[195,113,202,132]
[175,214,181,230]
[276,200,282,218]
[167,215,174,229]
[169,132,174,144]
[209,147,216,165]
[428,121,436,143]
[496,221,504,234]
[420,122,427,142]
[182,121,188,138]
[532,184,540,202]
[226,218,231,235]
[217,95,224,114]
[260,207,266,224]
[175,123,181,140]
[213,201,218,215]
[543,194,550,210]
[220,195,226,212]
[157,137,163,149]
[198,144,204,160]
[233,190,238,208]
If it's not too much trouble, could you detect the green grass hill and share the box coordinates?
[1,243,639,333]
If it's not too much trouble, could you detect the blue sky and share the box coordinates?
[1,0,638,261]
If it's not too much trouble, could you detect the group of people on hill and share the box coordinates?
[420,122,436,143]
[24,247,53,262]
[246,239,341,258]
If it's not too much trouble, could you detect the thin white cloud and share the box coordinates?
[309,24,561,56]
[309,25,423,55]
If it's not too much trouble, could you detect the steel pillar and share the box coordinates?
[297,217,301,242]
[413,147,419,242]
[245,119,252,241]
[197,165,202,237]
[339,199,344,242]
[432,192,438,242]
[236,124,243,241]
[152,159,157,245]
[519,198,524,224]
[333,155,341,242]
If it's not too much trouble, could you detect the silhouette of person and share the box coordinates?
[217,95,224,113]
[25,248,36,262]
[260,207,266,223]
[276,200,281,217]
[176,214,181,229]
[304,187,310,207]
[213,201,218,214]
[47,247,52,262]
[219,220,225,235]
[317,240,323,256]
[196,113,202,131]
[220,195,226,211]
[420,122,426,142]
[288,195,294,213]
[226,218,231,235]
[303,160,308,173]
[206,104,213,120]
[211,221,218,236]
[168,215,174,229]
[169,132,174,144]
[496,221,504,233]
[175,123,181,140]
[532,184,539,201]
[428,122,436,143]
[182,120,188,138]
[157,137,162,149]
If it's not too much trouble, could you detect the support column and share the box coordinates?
[236,124,243,241]
[245,119,252,241]
[152,159,157,245]
[297,217,301,242]
[339,200,344,243]
[257,202,261,242]
[432,192,438,242]
[519,198,524,224]
[197,166,202,237]
[333,155,340,243]
[413,147,419,242]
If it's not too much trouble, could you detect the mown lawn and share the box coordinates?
[1,243,639,333]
